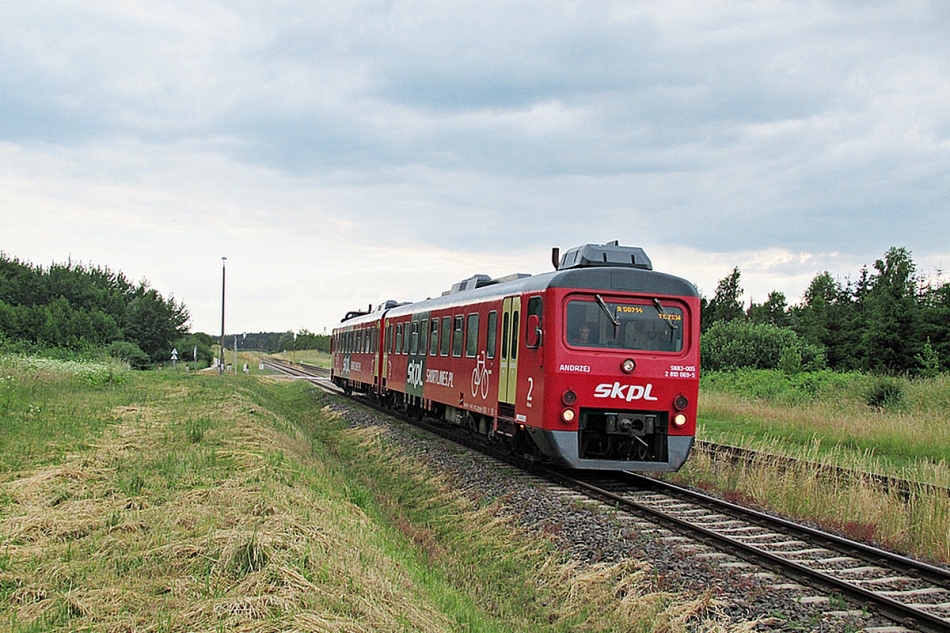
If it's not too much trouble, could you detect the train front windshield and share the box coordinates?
[566,298,684,352]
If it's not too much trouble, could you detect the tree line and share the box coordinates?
[236,330,330,354]
[701,247,949,376]
[0,253,189,368]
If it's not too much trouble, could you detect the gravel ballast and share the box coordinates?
[328,397,896,632]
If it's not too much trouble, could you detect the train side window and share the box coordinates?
[527,296,542,349]
[501,312,510,358]
[429,318,439,355]
[452,316,464,357]
[372,327,378,353]
[510,311,520,360]
[395,324,402,355]
[466,313,479,358]
[440,316,451,356]
[403,322,411,354]
[410,321,420,355]
[386,325,392,353]
[486,311,497,359]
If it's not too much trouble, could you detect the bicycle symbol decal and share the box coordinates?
[471,351,491,399]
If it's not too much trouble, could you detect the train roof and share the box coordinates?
[334,243,698,329]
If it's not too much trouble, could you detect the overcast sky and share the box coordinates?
[2,1,949,336]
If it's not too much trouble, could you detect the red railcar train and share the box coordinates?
[331,241,700,471]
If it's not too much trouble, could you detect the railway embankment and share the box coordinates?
[0,356,760,632]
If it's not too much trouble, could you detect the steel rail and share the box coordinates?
[265,358,950,631]
[550,470,950,633]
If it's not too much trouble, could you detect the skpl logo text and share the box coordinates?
[593,382,658,402]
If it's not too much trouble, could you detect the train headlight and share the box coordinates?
[672,412,688,427]
[673,394,689,411]
[561,408,576,424]
[561,389,577,406]
[621,358,636,373]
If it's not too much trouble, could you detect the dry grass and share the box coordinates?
[687,372,950,563]
[701,390,950,463]
[673,442,950,564]
[0,367,762,632]
[0,378,459,632]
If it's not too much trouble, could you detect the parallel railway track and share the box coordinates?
[266,357,950,631]
[695,440,950,500]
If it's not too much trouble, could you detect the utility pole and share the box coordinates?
[220,257,226,373]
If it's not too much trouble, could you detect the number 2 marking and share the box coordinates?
[526,377,534,408]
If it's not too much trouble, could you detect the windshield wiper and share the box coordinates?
[653,298,678,331]
[595,294,620,328]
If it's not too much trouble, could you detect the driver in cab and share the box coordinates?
[571,324,596,345]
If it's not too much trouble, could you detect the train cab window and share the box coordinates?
[486,311,497,359]
[440,316,451,356]
[466,313,479,358]
[526,297,542,348]
[410,322,420,355]
[452,316,464,357]
[566,299,683,352]
[429,319,439,356]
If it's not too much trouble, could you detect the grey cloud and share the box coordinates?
[3,0,950,268]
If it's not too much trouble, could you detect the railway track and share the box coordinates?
[266,358,950,631]
[695,440,950,501]
[556,470,950,632]
[260,358,331,380]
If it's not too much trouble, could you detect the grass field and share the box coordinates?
[666,369,950,563]
[0,355,737,632]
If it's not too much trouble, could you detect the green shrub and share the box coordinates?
[865,377,904,410]
[107,340,151,370]
[915,339,941,379]
[702,368,862,406]
[701,320,825,371]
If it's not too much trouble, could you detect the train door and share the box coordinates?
[405,311,429,400]
[498,296,521,414]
